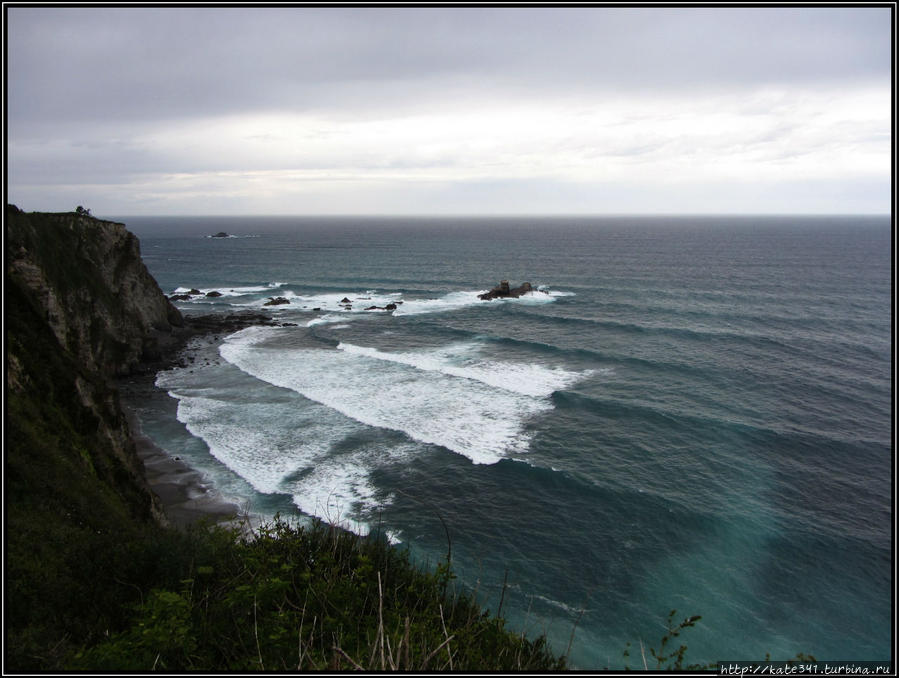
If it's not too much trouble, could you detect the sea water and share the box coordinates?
[118,215,892,669]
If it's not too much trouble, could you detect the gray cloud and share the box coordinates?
[6,6,892,215]
[8,6,890,126]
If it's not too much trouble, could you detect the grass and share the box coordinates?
[65,517,566,672]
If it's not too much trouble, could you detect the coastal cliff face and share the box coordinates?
[6,206,180,525]
[6,205,183,378]
[6,207,189,666]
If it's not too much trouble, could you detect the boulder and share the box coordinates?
[264,297,290,306]
[478,280,533,300]
[340,297,351,304]
[211,232,229,238]
[169,294,191,301]
[188,288,202,295]
[364,302,398,312]
[206,290,223,297]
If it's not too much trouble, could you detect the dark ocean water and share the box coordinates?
[117,215,892,669]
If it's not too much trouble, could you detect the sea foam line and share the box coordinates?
[155,359,412,540]
[218,327,554,465]
[336,341,592,398]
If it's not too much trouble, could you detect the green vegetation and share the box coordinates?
[67,518,565,671]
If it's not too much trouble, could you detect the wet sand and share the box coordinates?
[122,311,275,529]
[129,409,244,529]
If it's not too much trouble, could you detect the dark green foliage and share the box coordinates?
[7,208,116,310]
[650,609,707,670]
[68,519,566,672]
[622,610,710,671]
[5,281,158,669]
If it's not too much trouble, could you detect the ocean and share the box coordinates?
[116,215,892,669]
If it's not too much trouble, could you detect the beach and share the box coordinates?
[120,311,275,529]
[130,409,243,528]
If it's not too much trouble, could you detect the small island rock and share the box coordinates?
[478,280,534,300]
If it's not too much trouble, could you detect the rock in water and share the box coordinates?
[478,280,533,300]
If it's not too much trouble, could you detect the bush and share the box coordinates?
[69,518,566,671]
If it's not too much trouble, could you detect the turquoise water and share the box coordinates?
[119,215,892,668]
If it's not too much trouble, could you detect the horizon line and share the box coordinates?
[100,212,893,219]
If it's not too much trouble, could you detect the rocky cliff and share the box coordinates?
[5,206,273,668]
[5,206,186,537]
[6,205,183,379]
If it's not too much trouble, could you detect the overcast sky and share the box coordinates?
[6,6,893,216]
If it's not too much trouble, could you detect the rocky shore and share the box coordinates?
[122,310,284,528]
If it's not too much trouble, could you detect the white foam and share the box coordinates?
[219,327,554,464]
[392,288,570,315]
[173,283,286,298]
[336,341,592,397]
[154,386,357,495]
[155,357,413,538]
[170,285,570,316]
[390,290,486,316]
[306,313,351,327]
[532,593,584,616]
[287,443,415,538]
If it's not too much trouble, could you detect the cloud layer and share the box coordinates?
[7,7,892,215]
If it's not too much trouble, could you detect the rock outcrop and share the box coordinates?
[6,206,184,377]
[6,205,185,533]
[478,280,534,300]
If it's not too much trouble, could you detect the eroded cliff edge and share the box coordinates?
[7,205,184,377]
[6,205,187,532]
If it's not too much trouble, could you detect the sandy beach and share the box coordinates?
[121,311,274,529]
[130,413,243,528]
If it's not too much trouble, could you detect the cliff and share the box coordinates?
[6,205,183,378]
[5,206,184,667]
